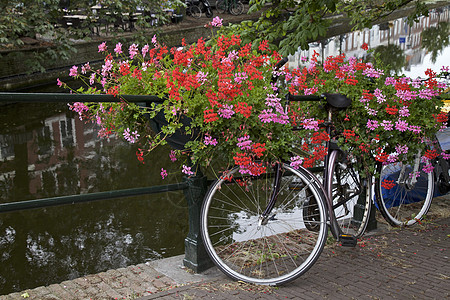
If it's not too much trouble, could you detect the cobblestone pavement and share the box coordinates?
[1,197,449,300]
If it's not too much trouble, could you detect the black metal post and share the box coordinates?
[182,170,214,273]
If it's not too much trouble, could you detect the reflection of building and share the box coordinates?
[289,6,449,71]
[0,112,118,201]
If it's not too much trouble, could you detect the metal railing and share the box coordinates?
[0,92,213,272]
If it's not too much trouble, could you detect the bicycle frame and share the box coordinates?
[260,93,357,240]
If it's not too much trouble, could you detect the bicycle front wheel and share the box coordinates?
[189,5,202,18]
[200,163,328,285]
[328,151,372,238]
[230,1,244,15]
[374,159,434,226]
[216,0,227,14]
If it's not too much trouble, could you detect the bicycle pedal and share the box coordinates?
[339,234,357,247]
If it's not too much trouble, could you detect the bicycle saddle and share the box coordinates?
[322,93,352,108]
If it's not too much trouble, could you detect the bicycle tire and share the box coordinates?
[205,7,213,18]
[216,0,227,14]
[200,163,328,285]
[328,150,371,238]
[374,157,433,227]
[230,1,244,15]
[189,5,202,18]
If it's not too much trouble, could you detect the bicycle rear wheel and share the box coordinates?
[216,0,227,14]
[189,5,202,18]
[328,151,371,238]
[230,1,244,15]
[200,163,328,285]
[374,158,434,226]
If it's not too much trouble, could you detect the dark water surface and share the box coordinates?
[0,102,187,294]
[1,5,449,295]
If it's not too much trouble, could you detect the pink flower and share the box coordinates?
[169,150,177,162]
[161,168,168,179]
[57,78,64,87]
[204,135,218,146]
[69,65,78,77]
[123,128,140,143]
[290,156,303,169]
[399,107,410,117]
[151,34,158,46]
[182,165,194,176]
[395,120,408,132]
[302,118,320,131]
[197,71,208,84]
[89,73,95,85]
[98,42,107,52]
[218,104,235,119]
[395,144,408,154]
[422,163,434,174]
[363,67,384,78]
[367,119,379,131]
[374,88,386,103]
[81,62,90,74]
[258,109,276,123]
[409,125,421,134]
[237,135,252,150]
[142,44,150,57]
[114,42,123,54]
[129,43,139,59]
[211,16,223,27]
[381,120,393,131]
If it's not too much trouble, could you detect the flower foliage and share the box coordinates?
[288,49,448,175]
[62,20,449,177]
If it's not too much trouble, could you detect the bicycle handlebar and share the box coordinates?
[274,57,288,70]
[288,94,322,102]
[288,93,352,109]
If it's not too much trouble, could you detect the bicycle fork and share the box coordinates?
[258,162,282,226]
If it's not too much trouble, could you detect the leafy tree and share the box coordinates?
[226,0,432,55]
[421,21,450,63]
[0,0,184,73]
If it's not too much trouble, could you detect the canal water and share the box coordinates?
[1,6,449,295]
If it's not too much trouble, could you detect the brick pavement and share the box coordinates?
[140,216,450,300]
[1,203,449,300]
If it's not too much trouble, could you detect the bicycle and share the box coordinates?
[373,74,450,227]
[373,126,450,226]
[186,0,213,18]
[216,0,245,15]
[200,87,372,285]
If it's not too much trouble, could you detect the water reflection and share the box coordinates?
[288,6,450,76]
[0,103,188,294]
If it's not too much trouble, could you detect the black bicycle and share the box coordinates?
[199,65,372,285]
[186,0,213,18]
[216,0,244,15]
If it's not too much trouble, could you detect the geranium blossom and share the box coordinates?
[218,104,235,119]
[63,36,448,180]
[395,120,409,132]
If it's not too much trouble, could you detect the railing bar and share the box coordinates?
[0,182,189,213]
[0,92,162,103]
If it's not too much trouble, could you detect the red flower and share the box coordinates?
[258,40,269,52]
[361,43,369,51]
[203,109,218,123]
[132,69,142,80]
[252,143,266,158]
[235,102,252,118]
[385,105,398,115]
[381,179,396,189]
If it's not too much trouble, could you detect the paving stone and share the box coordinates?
[2,215,448,300]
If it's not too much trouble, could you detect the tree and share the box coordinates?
[0,0,184,73]
[226,0,431,56]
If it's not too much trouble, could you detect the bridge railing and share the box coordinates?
[0,92,214,273]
